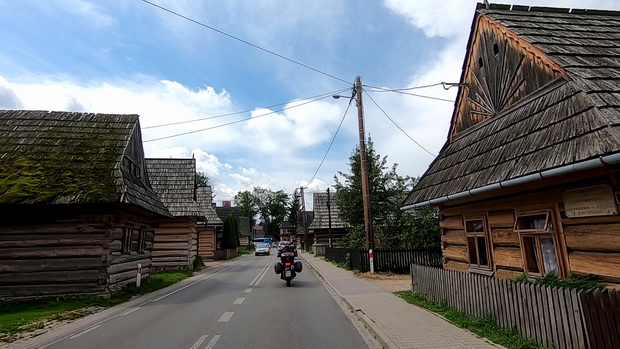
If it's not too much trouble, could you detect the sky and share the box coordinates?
[1,0,619,208]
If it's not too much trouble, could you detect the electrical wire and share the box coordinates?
[304,92,354,188]
[363,90,436,157]
[364,83,455,102]
[143,92,341,142]
[139,0,350,85]
[143,88,350,129]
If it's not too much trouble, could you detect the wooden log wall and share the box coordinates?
[151,217,198,271]
[439,177,620,288]
[197,226,215,259]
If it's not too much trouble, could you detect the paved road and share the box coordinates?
[22,254,371,349]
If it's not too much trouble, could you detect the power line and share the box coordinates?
[304,92,354,188]
[139,0,350,85]
[363,90,436,157]
[143,92,340,142]
[364,83,455,102]
[143,88,350,129]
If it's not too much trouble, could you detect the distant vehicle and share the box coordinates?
[253,237,273,246]
[255,243,271,256]
[271,241,279,248]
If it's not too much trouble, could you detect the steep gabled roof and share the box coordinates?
[196,186,223,225]
[403,4,620,208]
[0,110,170,217]
[145,158,205,218]
[308,192,347,230]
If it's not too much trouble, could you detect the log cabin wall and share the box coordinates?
[440,177,620,288]
[197,225,215,259]
[151,217,197,271]
[108,208,158,293]
[0,205,158,300]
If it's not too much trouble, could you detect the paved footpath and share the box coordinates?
[300,251,504,349]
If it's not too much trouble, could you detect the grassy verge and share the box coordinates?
[396,291,547,349]
[0,270,193,342]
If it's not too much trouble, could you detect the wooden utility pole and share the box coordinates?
[327,187,332,248]
[300,186,308,250]
[354,76,375,273]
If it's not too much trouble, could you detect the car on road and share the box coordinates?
[255,243,271,256]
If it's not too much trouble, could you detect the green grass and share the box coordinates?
[0,270,193,342]
[396,291,547,349]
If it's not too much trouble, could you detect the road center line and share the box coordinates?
[190,334,208,349]
[244,288,252,293]
[233,298,245,304]
[204,334,221,349]
[217,312,234,322]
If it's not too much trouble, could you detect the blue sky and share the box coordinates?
[1,0,619,206]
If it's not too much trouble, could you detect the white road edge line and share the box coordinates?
[204,334,221,349]
[69,325,101,339]
[190,334,208,349]
[153,264,236,302]
[121,307,141,316]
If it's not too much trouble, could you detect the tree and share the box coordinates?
[196,172,210,187]
[334,138,439,248]
[234,190,258,226]
[288,190,301,232]
[221,213,240,249]
[233,187,290,239]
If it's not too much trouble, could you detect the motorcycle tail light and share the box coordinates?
[285,263,292,267]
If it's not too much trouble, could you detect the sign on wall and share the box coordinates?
[563,184,618,218]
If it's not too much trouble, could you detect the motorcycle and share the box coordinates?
[274,251,302,286]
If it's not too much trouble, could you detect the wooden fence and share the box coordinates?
[325,247,442,273]
[410,264,620,349]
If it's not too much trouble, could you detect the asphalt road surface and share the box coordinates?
[36,254,371,349]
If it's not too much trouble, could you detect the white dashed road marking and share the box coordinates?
[217,312,234,322]
[205,334,221,349]
[234,298,245,304]
[190,334,209,349]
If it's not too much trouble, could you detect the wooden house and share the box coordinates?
[145,158,205,270]
[279,221,293,242]
[297,211,314,250]
[196,186,222,260]
[402,4,620,288]
[308,191,349,248]
[0,110,171,299]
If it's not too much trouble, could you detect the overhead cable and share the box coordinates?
[139,0,350,85]
[143,88,350,129]
[304,92,354,188]
[143,92,340,142]
[363,90,436,157]
[364,83,455,102]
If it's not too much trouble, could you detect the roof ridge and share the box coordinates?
[477,2,620,17]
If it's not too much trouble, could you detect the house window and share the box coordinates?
[515,211,559,276]
[465,217,490,269]
[121,228,132,254]
[137,230,147,253]
[123,156,141,179]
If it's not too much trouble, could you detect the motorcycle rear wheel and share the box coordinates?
[286,279,291,287]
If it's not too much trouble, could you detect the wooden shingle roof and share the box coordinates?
[145,158,205,218]
[403,4,620,208]
[308,192,347,230]
[196,186,223,225]
[0,110,170,216]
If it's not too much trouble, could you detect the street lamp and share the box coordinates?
[333,76,375,273]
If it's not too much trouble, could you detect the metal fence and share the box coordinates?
[324,247,442,273]
[410,264,620,349]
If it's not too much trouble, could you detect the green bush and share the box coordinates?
[515,272,605,291]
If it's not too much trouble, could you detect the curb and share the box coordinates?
[301,253,395,349]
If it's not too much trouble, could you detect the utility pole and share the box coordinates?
[327,187,332,248]
[354,76,375,273]
[300,186,308,251]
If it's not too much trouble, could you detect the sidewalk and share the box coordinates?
[300,251,503,349]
